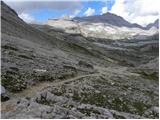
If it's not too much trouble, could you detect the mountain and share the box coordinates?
[74,12,144,29]
[1,1,59,47]
[146,19,159,29]
[46,12,158,40]
[1,1,159,119]
[1,0,104,94]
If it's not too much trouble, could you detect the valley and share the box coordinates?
[1,1,159,119]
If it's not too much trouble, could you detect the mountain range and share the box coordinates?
[74,13,159,30]
[46,13,159,40]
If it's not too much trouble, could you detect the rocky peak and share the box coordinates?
[74,12,145,29]
[61,15,73,20]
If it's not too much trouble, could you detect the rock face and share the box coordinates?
[1,1,159,119]
[46,12,158,40]
[46,18,80,34]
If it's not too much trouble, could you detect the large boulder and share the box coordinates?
[1,85,10,102]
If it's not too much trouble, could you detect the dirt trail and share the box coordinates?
[12,73,100,99]
[1,66,139,101]
[1,72,100,112]
[1,66,139,112]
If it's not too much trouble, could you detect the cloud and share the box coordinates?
[61,9,81,19]
[74,9,81,16]
[84,7,95,16]
[110,0,159,26]
[5,1,82,14]
[19,13,35,23]
[101,7,108,15]
[70,9,81,18]
[5,1,82,22]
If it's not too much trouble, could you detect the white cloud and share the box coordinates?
[74,9,81,16]
[110,0,160,26]
[62,9,81,18]
[101,7,108,15]
[84,7,95,16]
[70,9,81,18]
[19,13,35,23]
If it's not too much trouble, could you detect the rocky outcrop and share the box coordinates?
[0,85,10,102]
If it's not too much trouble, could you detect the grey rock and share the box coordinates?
[1,85,6,94]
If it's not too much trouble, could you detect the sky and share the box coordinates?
[4,0,160,26]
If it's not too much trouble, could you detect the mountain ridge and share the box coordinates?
[146,19,159,30]
[74,12,145,29]
[46,12,158,40]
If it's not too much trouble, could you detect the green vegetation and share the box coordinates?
[1,68,27,92]
[137,71,158,80]
[71,90,152,115]
[133,101,150,115]
[72,91,81,101]
[1,71,27,92]
[111,98,130,112]
[63,104,74,109]
[53,91,63,96]
[122,85,129,90]
[51,85,66,96]
[143,90,154,97]
[37,99,55,106]
[36,96,56,106]
[78,108,100,116]
[67,42,96,56]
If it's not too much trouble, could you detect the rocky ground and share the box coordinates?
[1,1,159,119]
